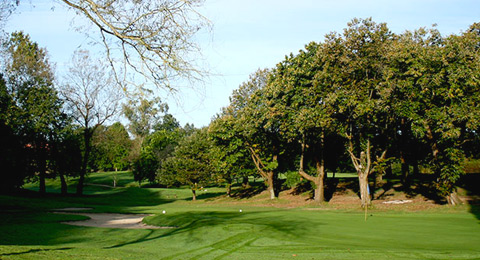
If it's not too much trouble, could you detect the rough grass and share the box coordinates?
[0,172,479,259]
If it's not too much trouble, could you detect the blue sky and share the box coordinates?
[5,0,480,127]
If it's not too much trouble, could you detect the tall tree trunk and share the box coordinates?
[242,176,250,188]
[60,173,68,195]
[347,138,383,208]
[38,154,46,195]
[266,171,275,200]
[399,118,410,185]
[77,173,85,195]
[298,133,326,203]
[191,182,198,201]
[226,177,232,197]
[358,171,371,208]
[425,125,460,205]
[248,146,277,200]
[192,189,197,201]
[77,128,92,195]
[400,153,409,185]
[314,174,325,202]
[447,191,462,205]
[226,184,232,197]
[314,133,326,202]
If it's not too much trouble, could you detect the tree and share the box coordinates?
[13,0,211,90]
[209,113,256,196]
[92,122,132,172]
[320,18,394,207]
[60,49,123,195]
[133,122,183,185]
[50,125,83,194]
[266,42,338,202]
[226,69,285,200]
[124,99,183,185]
[3,31,65,195]
[159,128,214,200]
[0,73,26,192]
[387,25,480,204]
[123,95,169,141]
[0,0,16,30]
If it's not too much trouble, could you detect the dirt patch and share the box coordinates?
[55,212,172,229]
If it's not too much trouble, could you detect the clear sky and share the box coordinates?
[5,0,480,127]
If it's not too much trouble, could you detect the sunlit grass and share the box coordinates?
[1,172,479,259]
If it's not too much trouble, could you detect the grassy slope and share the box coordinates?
[0,172,479,260]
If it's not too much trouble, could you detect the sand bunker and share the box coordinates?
[55,211,172,229]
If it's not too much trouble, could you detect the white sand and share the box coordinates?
[54,211,173,229]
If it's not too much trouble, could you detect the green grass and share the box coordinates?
[1,172,479,259]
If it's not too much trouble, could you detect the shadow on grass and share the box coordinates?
[80,187,176,207]
[369,175,447,205]
[3,187,176,209]
[229,183,266,199]
[0,211,90,246]
[329,179,360,199]
[181,191,226,201]
[0,247,73,257]
[105,210,311,252]
[458,173,480,222]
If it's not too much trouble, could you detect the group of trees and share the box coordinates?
[0,31,122,195]
[207,19,480,206]
[2,6,479,208]
[139,17,480,206]
[1,0,210,196]
[1,31,70,194]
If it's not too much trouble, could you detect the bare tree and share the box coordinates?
[14,0,211,91]
[0,1,17,29]
[60,49,123,195]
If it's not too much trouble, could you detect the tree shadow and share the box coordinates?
[374,180,396,200]
[370,175,447,204]
[182,191,226,201]
[3,187,176,208]
[290,181,312,196]
[0,247,73,257]
[331,179,360,198]
[402,183,446,204]
[104,210,314,252]
[457,173,480,222]
[229,183,265,199]
[0,187,179,247]
[0,210,91,246]
[325,177,340,201]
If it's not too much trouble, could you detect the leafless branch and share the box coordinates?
[60,49,124,129]
[60,0,211,91]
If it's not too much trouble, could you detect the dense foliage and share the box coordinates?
[1,32,69,194]
[2,19,479,206]
[208,19,480,205]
